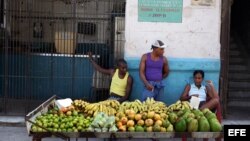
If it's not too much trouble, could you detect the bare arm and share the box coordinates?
[162,56,169,79]
[180,84,191,101]
[205,80,218,99]
[118,75,133,103]
[200,80,220,110]
[88,52,113,75]
[139,54,153,91]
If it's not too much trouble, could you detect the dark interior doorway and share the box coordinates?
[231,0,250,54]
[226,0,250,120]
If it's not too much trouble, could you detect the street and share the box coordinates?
[0,126,223,141]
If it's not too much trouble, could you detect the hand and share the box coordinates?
[146,83,154,91]
[205,80,213,87]
[87,52,93,61]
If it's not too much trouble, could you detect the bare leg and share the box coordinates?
[200,98,219,110]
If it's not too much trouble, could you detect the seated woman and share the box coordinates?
[180,70,222,141]
[180,70,220,113]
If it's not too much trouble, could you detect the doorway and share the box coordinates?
[223,0,250,119]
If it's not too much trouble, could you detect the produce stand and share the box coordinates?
[25,95,224,141]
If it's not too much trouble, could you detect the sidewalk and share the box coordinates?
[0,126,221,141]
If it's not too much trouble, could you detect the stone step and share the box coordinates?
[230,43,238,49]
[229,81,250,89]
[229,73,250,80]
[227,99,250,107]
[229,61,246,65]
[229,58,245,64]
[230,37,234,43]
[229,50,241,56]
[229,70,250,73]
[225,106,250,120]
[229,78,250,82]
[229,65,248,71]
[228,90,250,99]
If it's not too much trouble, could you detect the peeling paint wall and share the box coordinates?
[125,0,221,59]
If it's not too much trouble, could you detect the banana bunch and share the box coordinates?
[84,102,118,117]
[72,99,90,112]
[143,99,168,114]
[99,99,120,110]
[118,98,168,114]
[118,99,144,113]
[84,103,99,116]
[97,104,117,116]
[167,100,192,112]
[144,97,156,105]
[181,101,192,109]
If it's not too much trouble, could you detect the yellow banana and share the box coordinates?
[176,100,181,105]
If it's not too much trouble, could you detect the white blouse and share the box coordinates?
[188,83,207,102]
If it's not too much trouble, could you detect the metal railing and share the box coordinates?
[0,0,125,115]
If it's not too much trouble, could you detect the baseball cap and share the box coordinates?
[151,40,167,48]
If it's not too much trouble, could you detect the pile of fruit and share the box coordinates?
[30,98,222,133]
[168,108,222,132]
[72,99,120,116]
[31,107,93,132]
[86,112,118,132]
[115,109,173,132]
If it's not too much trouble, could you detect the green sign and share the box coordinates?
[138,0,183,22]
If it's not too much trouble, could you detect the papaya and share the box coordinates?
[205,112,217,120]
[209,118,222,132]
[187,113,195,118]
[168,113,178,124]
[181,111,191,119]
[201,108,211,115]
[192,109,204,118]
[176,110,184,117]
[187,118,198,132]
[175,118,187,132]
[198,116,210,131]
[185,117,193,124]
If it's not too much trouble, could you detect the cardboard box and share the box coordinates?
[55,32,76,54]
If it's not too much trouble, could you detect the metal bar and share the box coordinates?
[3,0,10,114]
[25,95,56,119]
[50,0,55,98]
[71,0,77,98]
[12,15,111,21]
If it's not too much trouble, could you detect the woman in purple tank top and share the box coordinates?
[139,40,169,101]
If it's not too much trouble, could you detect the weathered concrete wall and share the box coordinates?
[125,0,222,104]
[125,0,221,59]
